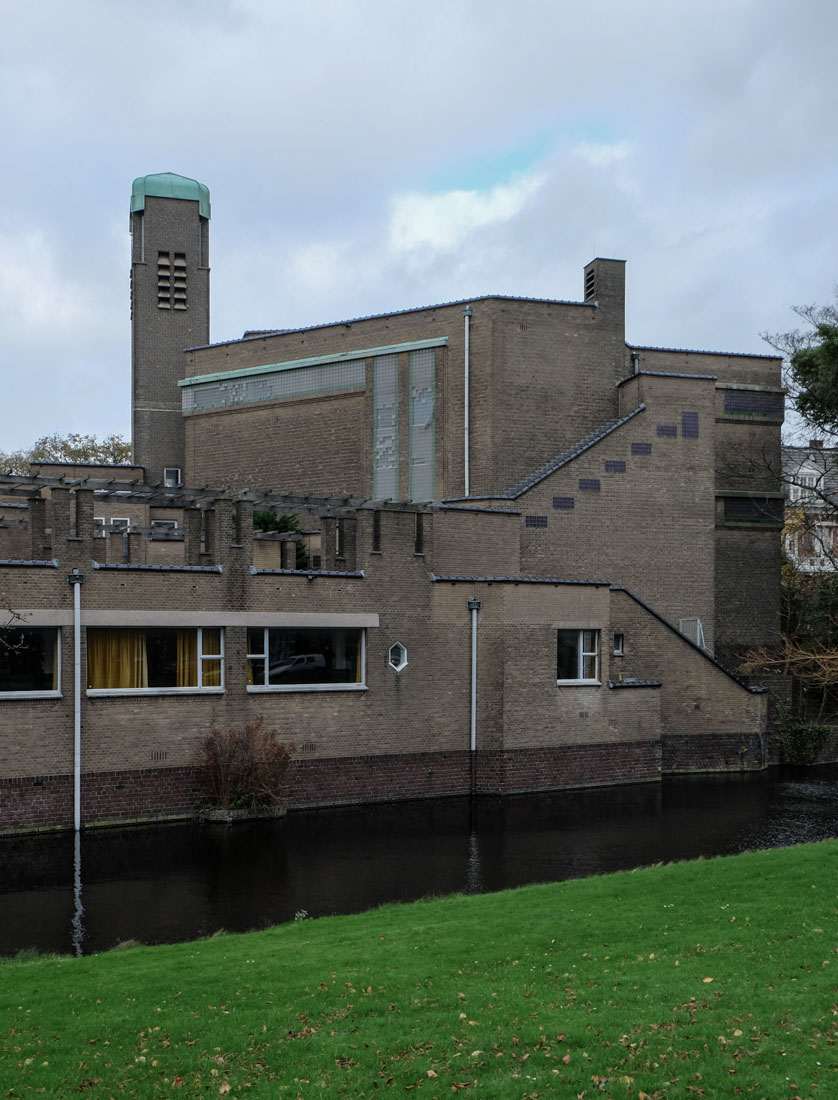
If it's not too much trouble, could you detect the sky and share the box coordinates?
[1,0,836,451]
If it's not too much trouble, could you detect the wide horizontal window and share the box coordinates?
[0,627,60,695]
[557,629,599,684]
[247,627,364,689]
[87,627,223,691]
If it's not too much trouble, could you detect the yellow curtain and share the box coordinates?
[88,629,147,689]
[201,628,222,687]
[176,630,198,687]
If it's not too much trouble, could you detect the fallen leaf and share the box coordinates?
[172,1077,185,1089]
[702,977,713,983]
[562,1054,571,1064]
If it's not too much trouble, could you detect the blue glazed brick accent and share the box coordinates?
[605,460,626,473]
[579,478,601,492]
[723,497,784,524]
[525,515,548,528]
[723,390,784,419]
[631,442,652,455]
[656,424,677,438]
[553,496,575,509]
[682,411,699,438]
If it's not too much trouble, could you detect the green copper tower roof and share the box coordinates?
[131,173,211,218]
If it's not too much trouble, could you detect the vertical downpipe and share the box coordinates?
[67,570,85,831]
[467,598,482,793]
[463,306,473,497]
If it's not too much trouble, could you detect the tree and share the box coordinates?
[253,511,310,568]
[763,292,838,435]
[0,432,131,475]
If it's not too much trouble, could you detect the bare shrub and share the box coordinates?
[204,718,293,810]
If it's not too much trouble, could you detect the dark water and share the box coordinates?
[1,766,837,957]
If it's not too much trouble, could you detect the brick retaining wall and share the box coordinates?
[1,734,772,833]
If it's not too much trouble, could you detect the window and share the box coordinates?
[409,347,435,501]
[388,642,407,672]
[151,519,178,534]
[95,517,129,536]
[613,633,625,656]
[723,497,784,524]
[87,627,223,693]
[373,353,399,499]
[678,618,706,649]
[789,473,819,503]
[247,627,364,691]
[0,627,60,696]
[557,629,599,684]
[163,468,182,488]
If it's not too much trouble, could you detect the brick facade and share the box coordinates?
[0,173,782,833]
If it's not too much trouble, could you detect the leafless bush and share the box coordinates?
[204,718,293,810]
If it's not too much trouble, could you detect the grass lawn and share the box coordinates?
[1,840,836,1099]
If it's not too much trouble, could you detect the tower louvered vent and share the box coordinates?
[157,251,171,309]
[157,252,187,310]
[584,267,596,302]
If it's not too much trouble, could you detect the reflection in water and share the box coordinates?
[71,831,84,957]
[1,766,837,956]
[466,832,483,895]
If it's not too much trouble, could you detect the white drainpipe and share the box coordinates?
[467,598,481,753]
[463,306,473,496]
[68,569,84,831]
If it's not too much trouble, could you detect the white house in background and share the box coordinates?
[783,441,838,571]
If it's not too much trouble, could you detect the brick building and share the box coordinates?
[0,173,784,832]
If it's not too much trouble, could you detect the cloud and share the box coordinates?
[572,141,634,166]
[388,174,546,253]
[1,0,837,446]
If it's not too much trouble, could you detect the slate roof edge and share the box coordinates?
[250,567,366,579]
[616,371,717,387]
[91,562,224,574]
[502,405,647,498]
[627,343,781,361]
[436,504,522,516]
[186,294,594,351]
[429,573,612,586]
[607,679,662,689]
[0,558,59,568]
[610,585,768,693]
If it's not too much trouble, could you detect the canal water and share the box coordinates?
[1,766,837,957]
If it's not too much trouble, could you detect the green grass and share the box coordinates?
[2,842,837,1098]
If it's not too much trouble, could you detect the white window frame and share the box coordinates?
[247,626,367,693]
[789,471,820,503]
[151,519,179,533]
[86,626,224,696]
[388,641,408,672]
[0,626,62,699]
[556,629,600,685]
[612,632,625,656]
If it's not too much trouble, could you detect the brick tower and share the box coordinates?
[130,173,210,485]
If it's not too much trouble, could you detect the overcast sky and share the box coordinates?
[1,0,835,451]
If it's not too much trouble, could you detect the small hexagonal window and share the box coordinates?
[388,642,407,672]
